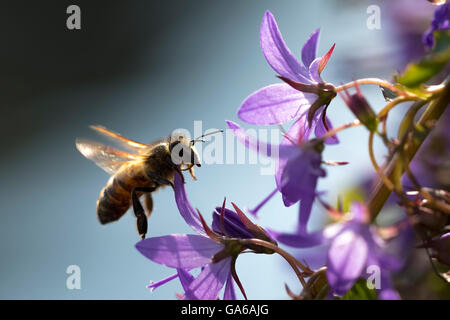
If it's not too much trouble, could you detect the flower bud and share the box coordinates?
[340,84,378,132]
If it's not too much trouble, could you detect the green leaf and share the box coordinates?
[396,30,450,88]
[340,279,378,300]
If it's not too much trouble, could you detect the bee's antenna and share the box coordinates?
[190,129,224,145]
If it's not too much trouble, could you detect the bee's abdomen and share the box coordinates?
[96,176,132,224]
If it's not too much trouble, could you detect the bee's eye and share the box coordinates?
[178,148,183,158]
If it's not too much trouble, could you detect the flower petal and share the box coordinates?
[212,207,254,239]
[226,120,298,159]
[237,83,315,125]
[326,227,369,295]
[268,229,324,248]
[298,190,315,233]
[278,148,324,207]
[174,172,207,236]
[184,258,232,300]
[308,58,323,83]
[313,111,339,145]
[275,119,305,186]
[177,268,195,294]
[301,28,320,68]
[223,273,237,300]
[260,11,311,83]
[378,272,400,300]
[136,234,223,269]
[348,202,370,223]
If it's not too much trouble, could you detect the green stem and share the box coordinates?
[367,82,450,220]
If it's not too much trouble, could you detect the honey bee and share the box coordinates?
[76,125,221,239]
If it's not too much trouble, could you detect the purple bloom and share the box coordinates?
[136,172,275,300]
[423,3,450,48]
[238,11,338,145]
[226,120,325,232]
[271,202,403,299]
[324,204,402,299]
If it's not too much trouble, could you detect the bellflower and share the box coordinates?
[238,10,338,145]
[226,120,326,233]
[272,202,403,299]
[423,2,450,48]
[324,203,402,299]
[136,172,276,300]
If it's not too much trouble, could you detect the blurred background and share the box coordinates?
[0,0,446,299]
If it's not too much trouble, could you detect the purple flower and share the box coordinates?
[271,202,403,299]
[238,11,338,145]
[423,3,450,48]
[226,120,326,233]
[136,172,276,300]
[324,203,402,299]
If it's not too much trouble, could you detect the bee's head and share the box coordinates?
[168,130,223,180]
[168,134,201,168]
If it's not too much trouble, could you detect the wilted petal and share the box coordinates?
[136,234,223,269]
[238,83,315,125]
[223,274,237,300]
[260,11,311,83]
[327,227,369,295]
[184,258,232,300]
[174,172,207,236]
[301,28,320,68]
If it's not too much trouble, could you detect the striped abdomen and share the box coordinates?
[96,162,157,224]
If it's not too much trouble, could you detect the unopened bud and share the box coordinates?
[339,84,378,132]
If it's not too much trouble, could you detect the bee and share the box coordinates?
[76,125,221,239]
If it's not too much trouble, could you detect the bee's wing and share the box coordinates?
[90,125,149,153]
[76,139,145,175]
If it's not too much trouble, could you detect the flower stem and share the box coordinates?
[378,96,420,118]
[335,78,416,98]
[368,130,395,192]
[239,238,311,287]
[367,82,450,220]
[318,119,361,142]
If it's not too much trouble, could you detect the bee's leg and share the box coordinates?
[145,171,175,189]
[144,193,153,218]
[132,187,155,239]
